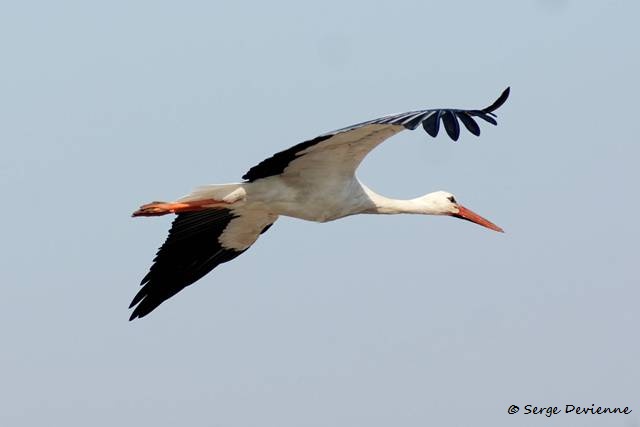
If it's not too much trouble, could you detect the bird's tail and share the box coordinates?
[177,182,246,204]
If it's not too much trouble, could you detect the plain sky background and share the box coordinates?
[1,1,638,426]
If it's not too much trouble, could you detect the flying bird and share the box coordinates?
[130,87,510,320]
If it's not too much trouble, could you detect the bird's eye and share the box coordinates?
[447,196,456,203]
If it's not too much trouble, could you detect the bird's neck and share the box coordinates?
[362,187,441,215]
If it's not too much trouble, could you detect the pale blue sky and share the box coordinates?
[1,1,638,426]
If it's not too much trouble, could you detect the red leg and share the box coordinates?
[132,199,230,217]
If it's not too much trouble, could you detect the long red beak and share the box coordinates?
[453,205,504,233]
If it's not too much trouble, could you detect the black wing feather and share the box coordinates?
[242,135,332,182]
[401,112,430,130]
[482,86,510,114]
[130,209,252,320]
[469,110,498,125]
[456,112,481,136]
[422,111,441,137]
[441,110,460,141]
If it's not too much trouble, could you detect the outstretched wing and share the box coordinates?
[129,208,277,320]
[242,87,510,183]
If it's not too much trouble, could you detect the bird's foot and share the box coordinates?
[132,199,228,217]
[132,201,174,217]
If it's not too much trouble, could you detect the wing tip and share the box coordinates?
[128,297,155,321]
[420,86,509,141]
[128,299,144,321]
[482,86,510,114]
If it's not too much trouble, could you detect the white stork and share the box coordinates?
[129,88,510,320]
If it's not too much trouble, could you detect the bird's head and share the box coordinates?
[418,191,503,232]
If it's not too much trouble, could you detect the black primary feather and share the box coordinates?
[422,111,441,137]
[441,110,460,141]
[469,111,498,125]
[401,112,430,130]
[456,112,481,136]
[482,86,510,114]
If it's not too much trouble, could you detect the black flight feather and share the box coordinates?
[441,110,460,141]
[130,209,251,320]
[456,112,481,136]
[422,111,441,137]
